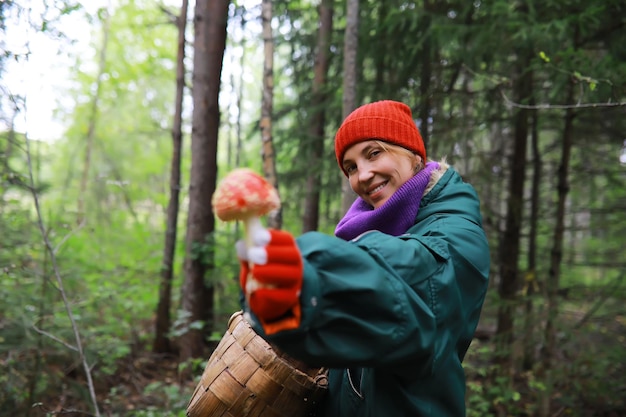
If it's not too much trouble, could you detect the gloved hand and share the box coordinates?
[236,228,303,334]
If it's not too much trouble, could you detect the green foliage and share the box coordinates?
[464,344,526,416]
[189,233,215,267]
[104,381,189,417]
[109,381,189,417]
[0,0,194,414]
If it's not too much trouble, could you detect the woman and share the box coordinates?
[237,100,490,416]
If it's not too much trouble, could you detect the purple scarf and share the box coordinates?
[335,162,440,241]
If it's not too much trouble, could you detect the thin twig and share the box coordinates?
[32,326,79,352]
[16,6,100,414]
[573,271,625,329]
[53,219,86,255]
[461,64,626,110]
[32,403,95,416]
[499,88,626,110]
[24,137,101,416]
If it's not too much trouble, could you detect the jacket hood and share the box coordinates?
[424,158,450,197]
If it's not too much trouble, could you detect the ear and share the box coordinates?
[413,153,423,172]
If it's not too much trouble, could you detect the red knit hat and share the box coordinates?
[334,100,426,175]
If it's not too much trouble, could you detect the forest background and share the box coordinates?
[1,0,625,416]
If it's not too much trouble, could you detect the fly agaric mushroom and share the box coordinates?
[212,168,280,247]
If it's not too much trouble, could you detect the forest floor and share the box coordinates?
[24,306,626,417]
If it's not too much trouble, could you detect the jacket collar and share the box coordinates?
[423,158,450,197]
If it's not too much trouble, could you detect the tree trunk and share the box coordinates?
[419,0,432,150]
[494,51,532,376]
[261,0,281,230]
[179,0,229,362]
[340,0,359,215]
[302,0,333,233]
[522,96,540,371]
[77,9,110,225]
[540,78,576,417]
[153,0,189,355]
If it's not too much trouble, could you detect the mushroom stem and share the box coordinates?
[243,215,263,249]
[242,215,263,300]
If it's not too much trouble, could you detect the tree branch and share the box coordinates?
[573,272,625,330]
[461,64,626,110]
[24,132,102,417]
[53,219,86,255]
[499,88,626,110]
[32,403,95,416]
[32,326,79,352]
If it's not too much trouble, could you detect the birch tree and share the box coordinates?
[260,0,281,229]
[340,0,359,214]
[77,7,110,225]
[154,0,189,355]
[302,0,333,232]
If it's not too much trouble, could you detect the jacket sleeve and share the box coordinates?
[250,224,487,377]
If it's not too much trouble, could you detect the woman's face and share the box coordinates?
[342,140,420,208]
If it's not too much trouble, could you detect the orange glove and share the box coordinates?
[237,228,303,334]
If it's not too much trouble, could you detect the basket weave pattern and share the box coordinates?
[187,311,328,417]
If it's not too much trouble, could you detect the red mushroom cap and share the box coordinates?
[212,168,281,221]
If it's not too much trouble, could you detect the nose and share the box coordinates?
[357,164,374,183]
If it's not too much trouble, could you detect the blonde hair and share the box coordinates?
[374,140,424,173]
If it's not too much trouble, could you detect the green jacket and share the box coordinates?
[253,166,490,417]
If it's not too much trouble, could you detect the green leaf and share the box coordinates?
[539,51,550,63]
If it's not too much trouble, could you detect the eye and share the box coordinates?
[368,148,382,159]
[344,163,357,174]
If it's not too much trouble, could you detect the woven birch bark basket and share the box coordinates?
[186,311,329,417]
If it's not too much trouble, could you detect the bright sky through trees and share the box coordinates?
[3,1,110,141]
[3,0,262,143]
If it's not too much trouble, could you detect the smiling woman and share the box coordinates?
[232,99,491,417]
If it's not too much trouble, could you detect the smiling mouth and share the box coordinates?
[367,181,387,195]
